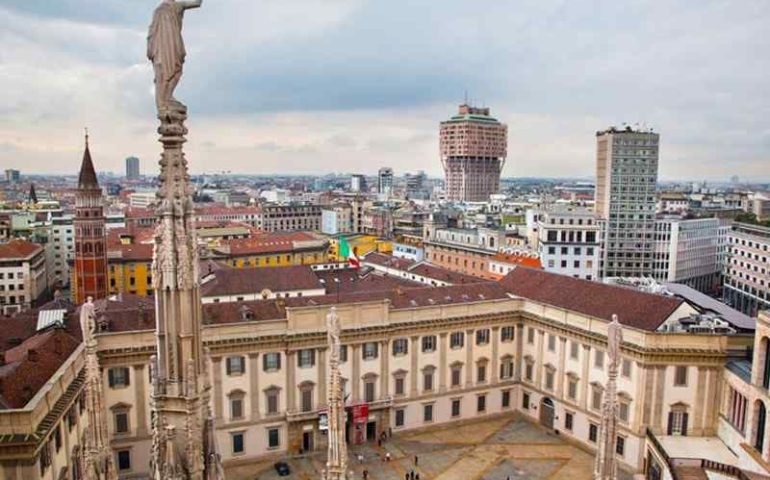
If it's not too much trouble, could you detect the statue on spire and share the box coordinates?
[147,0,203,114]
[323,307,349,480]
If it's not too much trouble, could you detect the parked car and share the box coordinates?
[274,461,290,476]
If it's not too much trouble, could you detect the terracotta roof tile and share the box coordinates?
[0,239,43,259]
[200,265,323,297]
[499,267,683,331]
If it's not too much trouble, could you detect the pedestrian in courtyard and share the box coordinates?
[363,469,369,480]
[404,472,409,480]
[415,474,420,480]
[357,452,364,464]
[414,455,419,466]
[385,452,391,462]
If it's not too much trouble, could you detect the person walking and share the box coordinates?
[414,455,419,466]
[385,452,392,462]
[363,469,369,480]
[415,474,420,480]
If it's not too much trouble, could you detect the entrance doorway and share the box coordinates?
[302,431,314,452]
[540,397,555,430]
[366,421,377,441]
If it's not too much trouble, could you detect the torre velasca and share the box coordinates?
[440,104,508,202]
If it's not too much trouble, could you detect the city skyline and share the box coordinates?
[2,1,769,180]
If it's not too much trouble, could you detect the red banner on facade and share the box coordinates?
[352,403,369,424]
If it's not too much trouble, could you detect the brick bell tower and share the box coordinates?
[74,131,109,304]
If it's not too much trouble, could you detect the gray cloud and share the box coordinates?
[0,1,768,180]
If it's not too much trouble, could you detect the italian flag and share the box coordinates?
[339,237,360,269]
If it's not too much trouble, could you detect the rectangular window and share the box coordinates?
[451,399,461,417]
[450,331,464,349]
[423,372,434,391]
[451,367,462,387]
[565,412,574,431]
[525,362,533,381]
[266,392,279,414]
[339,345,348,363]
[226,356,245,375]
[522,391,530,410]
[301,389,312,412]
[500,359,514,379]
[268,428,280,449]
[392,338,408,356]
[594,350,605,369]
[362,342,378,360]
[502,390,511,408]
[568,379,578,400]
[621,359,632,378]
[115,412,129,434]
[117,450,131,471]
[619,401,629,423]
[263,352,281,371]
[476,329,490,345]
[108,367,130,388]
[395,408,405,427]
[589,423,598,443]
[364,382,376,403]
[422,336,436,353]
[674,366,688,386]
[395,377,405,396]
[298,349,315,368]
[501,326,515,342]
[592,387,603,410]
[547,334,556,352]
[477,394,487,413]
[544,370,554,390]
[527,327,535,344]
[477,364,486,383]
[423,404,434,423]
[616,436,625,456]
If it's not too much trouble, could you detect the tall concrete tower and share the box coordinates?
[595,126,659,278]
[126,156,141,180]
[74,133,108,304]
[440,104,507,202]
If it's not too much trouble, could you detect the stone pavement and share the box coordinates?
[229,414,634,480]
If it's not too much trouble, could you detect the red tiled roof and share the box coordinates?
[364,252,415,270]
[108,242,153,261]
[408,263,484,285]
[200,265,323,297]
[225,231,326,255]
[0,239,43,260]
[499,267,683,331]
[0,328,81,409]
[491,252,542,269]
[314,269,424,295]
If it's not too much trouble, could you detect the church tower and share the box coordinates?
[74,132,108,304]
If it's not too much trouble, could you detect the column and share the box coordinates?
[318,348,327,408]
[439,333,448,392]
[212,356,223,419]
[380,340,389,398]
[286,351,296,412]
[514,323,524,381]
[580,345,590,410]
[351,344,361,403]
[410,336,419,396]
[556,337,566,399]
[134,364,148,436]
[490,327,499,383]
[249,353,260,420]
[465,329,474,387]
[535,329,544,387]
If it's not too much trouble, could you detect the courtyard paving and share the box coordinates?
[229,414,634,480]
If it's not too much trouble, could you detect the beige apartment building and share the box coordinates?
[3,264,762,479]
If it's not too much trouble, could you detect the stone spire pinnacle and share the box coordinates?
[79,298,118,480]
[594,314,623,480]
[78,128,99,189]
[323,307,348,480]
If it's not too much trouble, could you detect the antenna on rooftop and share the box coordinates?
[464,90,468,105]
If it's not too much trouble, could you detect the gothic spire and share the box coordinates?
[78,129,99,189]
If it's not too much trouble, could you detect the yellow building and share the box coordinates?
[212,231,330,269]
[328,234,393,261]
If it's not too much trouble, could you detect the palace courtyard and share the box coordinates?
[229,414,634,480]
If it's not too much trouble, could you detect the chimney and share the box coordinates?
[28,349,38,362]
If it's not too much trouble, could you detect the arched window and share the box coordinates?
[755,400,767,454]
[761,337,770,389]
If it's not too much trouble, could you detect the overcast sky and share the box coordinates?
[1,0,769,180]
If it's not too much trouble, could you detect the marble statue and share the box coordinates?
[594,314,623,480]
[147,0,203,113]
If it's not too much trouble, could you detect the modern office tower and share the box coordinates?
[651,217,722,293]
[723,223,770,316]
[350,174,367,192]
[73,134,109,304]
[440,104,507,202]
[595,126,659,278]
[4,169,20,183]
[378,167,394,196]
[125,156,140,180]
